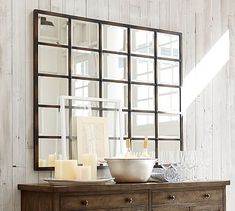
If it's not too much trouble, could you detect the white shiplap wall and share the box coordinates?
[0,0,235,210]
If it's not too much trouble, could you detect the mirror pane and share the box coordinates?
[158,87,180,112]
[131,29,154,56]
[72,79,99,98]
[131,57,154,83]
[38,77,68,105]
[39,107,69,136]
[158,141,180,153]
[102,82,128,108]
[39,139,62,167]
[131,140,155,158]
[38,15,68,45]
[72,20,99,49]
[102,25,127,52]
[157,33,179,59]
[72,50,99,78]
[158,60,179,85]
[39,45,68,75]
[102,110,120,137]
[132,112,155,137]
[132,85,154,110]
[158,113,180,138]
[103,53,128,81]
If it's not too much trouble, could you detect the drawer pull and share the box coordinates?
[168,195,176,201]
[81,200,89,206]
[126,197,133,203]
[203,193,211,199]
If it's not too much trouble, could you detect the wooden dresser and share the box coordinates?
[18,181,230,211]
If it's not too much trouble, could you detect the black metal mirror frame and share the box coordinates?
[33,9,183,170]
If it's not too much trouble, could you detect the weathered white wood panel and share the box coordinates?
[1,0,235,210]
[0,0,13,210]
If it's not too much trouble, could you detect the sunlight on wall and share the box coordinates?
[182,30,230,112]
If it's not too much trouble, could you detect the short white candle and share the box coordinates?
[55,160,77,180]
[76,166,91,180]
[81,153,97,179]
[48,154,56,167]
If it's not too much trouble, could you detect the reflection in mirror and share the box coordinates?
[132,112,155,137]
[102,82,128,108]
[158,113,180,138]
[72,79,99,98]
[102,25,127,52]
[72,50,99,78]
[72,20,99,49]
[132,85,154,110]
[158,60,179,85]
[157,33,179,59]
[102,53,128,80]
[39,139,62,167]
[131,29,154,56]
[38,77,68,105]
[158,141,180,153]
[158,87,180,112]
[38,45,68,75]
[38,15,68,45]
[39,107,69,136]
[103,110,120,140]
[132,140,155,157]
[131,57,154,83]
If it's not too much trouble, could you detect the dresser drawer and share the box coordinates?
[152,189,223,205]
[61,192,148,210]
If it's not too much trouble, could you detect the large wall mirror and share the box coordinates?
[34,10,183,170]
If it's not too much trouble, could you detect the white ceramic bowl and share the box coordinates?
[105,158,156,183]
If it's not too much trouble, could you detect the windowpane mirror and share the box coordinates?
[158,113,180,139]
[72,20,99,49]
[38,15,68,45]
[157,60,180,85]
[38,77,68,105]
[131,57,154,83]
[131,112,155,137]
[131,84,154,110]
[103,53,128,81]
[131,29,154,56]
[157,32,180,59]
[34,10,182,170]
[72,49,99,78]
[38,45,68,75]
[102,25,127,52]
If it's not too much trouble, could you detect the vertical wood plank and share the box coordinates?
[159,0,170,29]
[0,0,13,210]
[147,0,160,28]
[74,0,87,17]
[39,0,51,10]
[25,0,40,183]
[120,0,130,23]
[12,0,27,210]
[51,0,63,13]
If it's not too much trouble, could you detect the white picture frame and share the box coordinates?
[76,116,109,163]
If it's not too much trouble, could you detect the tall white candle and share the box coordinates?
[55,160,77,180]
[81,153,97,179]
[75,166,91,180]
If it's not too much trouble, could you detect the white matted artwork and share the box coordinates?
[77,116,109,163]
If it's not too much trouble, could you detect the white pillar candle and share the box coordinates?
[75,166,91,180]
[55,160,77,180]
[39,159,47,167]
[81,153,97,179]
[48,154,56,167]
